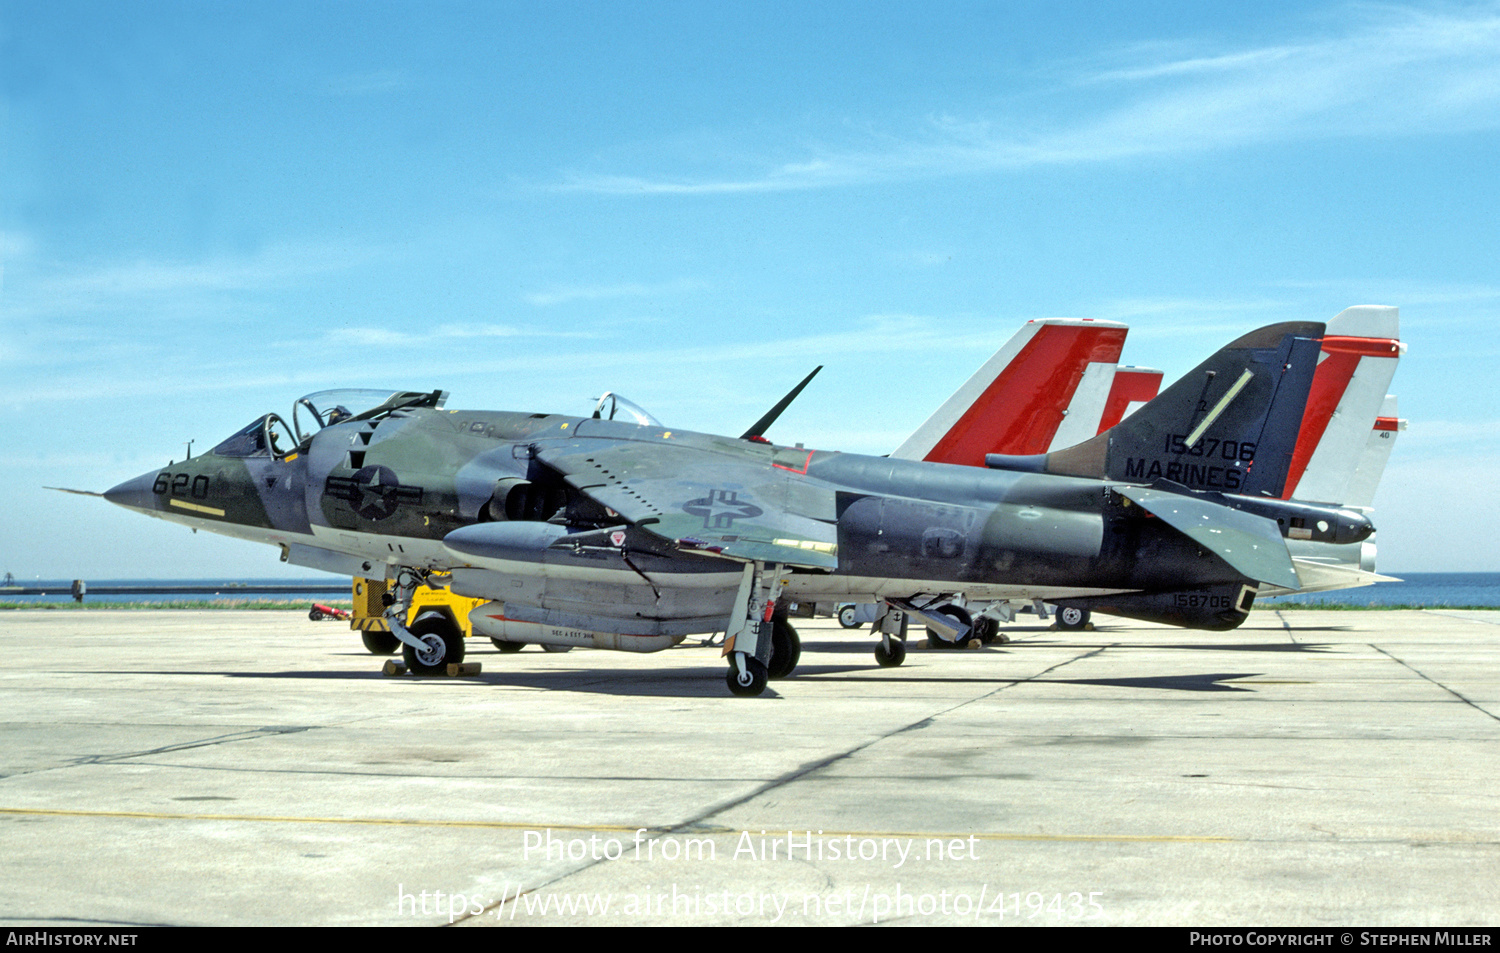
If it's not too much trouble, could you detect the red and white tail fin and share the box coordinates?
[1047,364,1163,450]
[1280,305,1405,503]
[891,318,1128,465]
[1345,395,1406,509]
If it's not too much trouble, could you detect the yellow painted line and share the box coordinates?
[168,499,226,517]
[1185,368,1254,448]
[0,808,606,830]
[0,808,1235,842]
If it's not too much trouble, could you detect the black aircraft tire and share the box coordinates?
[490,638,525,654]
[971,615,1000,645]
[925,604,973,649]
[361,629,401,655]
[768,618,801,679]
[403,612,465,675]
[727,656,769,697]
[837,605,862,629]
[540,643,573,653]
[874,638,906,667]
[1056,606,1091,631]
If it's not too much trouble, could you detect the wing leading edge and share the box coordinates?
[534,437,841,570]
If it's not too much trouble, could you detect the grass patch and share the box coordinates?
[1256,603,1496,611]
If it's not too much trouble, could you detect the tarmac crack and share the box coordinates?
[1272,610,1300,643]
[1371,645,1500,724]
[0,726,317,780]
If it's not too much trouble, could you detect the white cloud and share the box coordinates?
[3,242,372,323]
[315,322,593,349]
[523,278,708,306]
[556,4,1500,194]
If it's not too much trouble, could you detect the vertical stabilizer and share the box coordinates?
[1093,366,1163,436]
[1345,395,1406,509]
[1033,322,1326,495]
[892,318,1128,465]
[1281,306,1404,503]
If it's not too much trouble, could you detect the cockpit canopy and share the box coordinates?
[210,389,447,458]
[206,388,663,460]
[591,392,662,428]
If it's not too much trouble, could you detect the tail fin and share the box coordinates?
[992,322,1325,496]
[1281,306,1404,503]
[1046,363,1164,451]
[891,318,1128,465]
[1346,396,1406,509]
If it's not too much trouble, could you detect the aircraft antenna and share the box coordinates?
[740,366,822,441]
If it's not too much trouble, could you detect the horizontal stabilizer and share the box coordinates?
[1283,559,1400,595]
[1116,484,1300,590]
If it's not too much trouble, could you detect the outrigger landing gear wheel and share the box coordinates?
[1056,606,1091,631]
[838,605,862,629]
[874,637,906,667]
[402,612,465,675]
[767,618,801,679]
[726,656,769,697]
[490,638,524,653]
[971,615,1003,645]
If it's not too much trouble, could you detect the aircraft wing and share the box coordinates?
[535,438,841,570]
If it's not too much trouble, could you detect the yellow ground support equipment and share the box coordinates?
[350,578,488,655]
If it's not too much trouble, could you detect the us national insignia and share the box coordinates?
[682,489,763,530]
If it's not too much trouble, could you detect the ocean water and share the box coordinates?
[4,573,1498,608]
[1260,572,1500,608]
[0,578,348,604]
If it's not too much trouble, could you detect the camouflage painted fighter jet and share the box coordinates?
[103,321,1373,696]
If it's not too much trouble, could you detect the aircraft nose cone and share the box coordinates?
[104,471,159,513]
[1335,509,1375,545]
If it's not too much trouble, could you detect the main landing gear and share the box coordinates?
[723,562,800,697]
[1055,606,1092,631]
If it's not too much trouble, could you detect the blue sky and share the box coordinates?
[2,0,1497,578]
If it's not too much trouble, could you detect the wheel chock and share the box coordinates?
[446,662,483,677]
[382,660,408,676]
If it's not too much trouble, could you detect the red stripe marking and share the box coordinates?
[1282,349,1361,498]
[925,324,1128,466]
[1374,417,1400,432]
[772,449,815,474]
[1320,336,1402,357]
[1097,367,1162,435]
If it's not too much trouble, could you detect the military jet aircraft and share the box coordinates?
[876,306,1404,638]
[103,321,1373,696]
